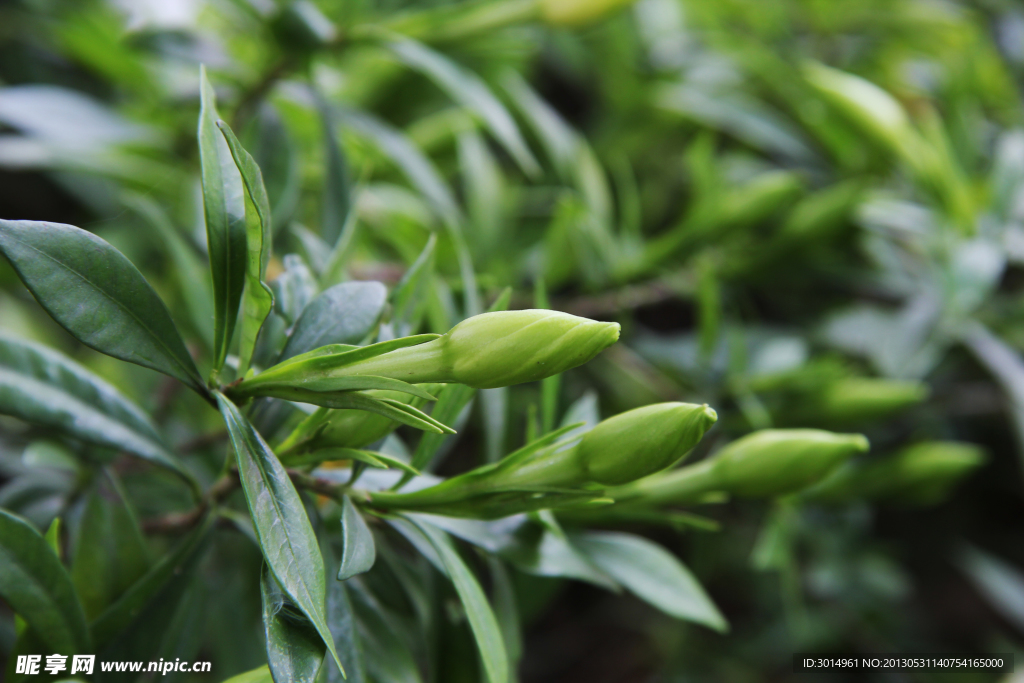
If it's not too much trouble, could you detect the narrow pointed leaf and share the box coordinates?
[279,282,387,361]
[217,121,275,377]
[216,393,344,674]
[338,497,376,581]
[0,219,206,395]
[570,531,728,632]
[261,570,327,683]
[402,516,508,683]
[199,66,247,373]
[0,335,196,485]
[0,509,90,655]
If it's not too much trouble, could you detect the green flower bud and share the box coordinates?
[277,389,429,459]
[296,310,619,389]
[572,403,717,485]
[369,401,716,516]
[805,441,984,506]
[812,377,928,424]
[539,0,638,26]
[612,428,869,504]
[711,429,869,498]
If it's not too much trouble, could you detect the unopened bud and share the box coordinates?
[294,310,620,389]
[572,403,717,485]
[611,428,869,504]
[806,441,984,506]
[539,0,638,26]
[369,401,716,515]
[277,389,428,459]
[812,377,927,424]
[712,429,869,498]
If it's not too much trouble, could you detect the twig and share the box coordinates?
[141,471,240,534]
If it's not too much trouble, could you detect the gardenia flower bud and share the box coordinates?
[572,402,717,485]
[321,310,620,389]
[711,429,869,498]
[368,402,717,515]
[611,428,869,504]
[805,441,984,506]
[813,377,928,424]
[539,0,638,26]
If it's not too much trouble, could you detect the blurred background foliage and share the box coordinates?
[3,0,1024,680]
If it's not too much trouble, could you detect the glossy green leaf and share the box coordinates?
[0,219,206,396]
[338,497,376,581]
[402,516,508,683]
[273,254,319,326]
[0,335,195,485]
[217,121,275,378]
[216,392,344,675]
[89,513,213,649]
[280,282,387,361]
[571,531,728,632]
[198,66,247,374]
[322,540,366,683]
[388,38,538,177]
[0,509,90,655]
[261,569,326,683]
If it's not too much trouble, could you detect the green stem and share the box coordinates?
[606,458,720,506]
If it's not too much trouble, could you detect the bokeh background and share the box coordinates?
[3,0,1024,681]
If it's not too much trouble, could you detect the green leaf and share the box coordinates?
[217,120,275,378]
[401,516,508,683]
[338,497,376,581]
[284,447,420,475]
[0,220,207,396]
[273,254,319,326]
[388,38,538,177]
[322,541,366,683]
[71,490,150,620]
[261,569,326,683]
[216,392,344,675]
[124,193,216,354]
[280,282,387,361]
[0,509,90,655]
[199,66,247,374]
[570,531,728,632]
[44,518,61,559]
[498,520,616,590]
[0,335,196,486]
[89,513,213,649]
